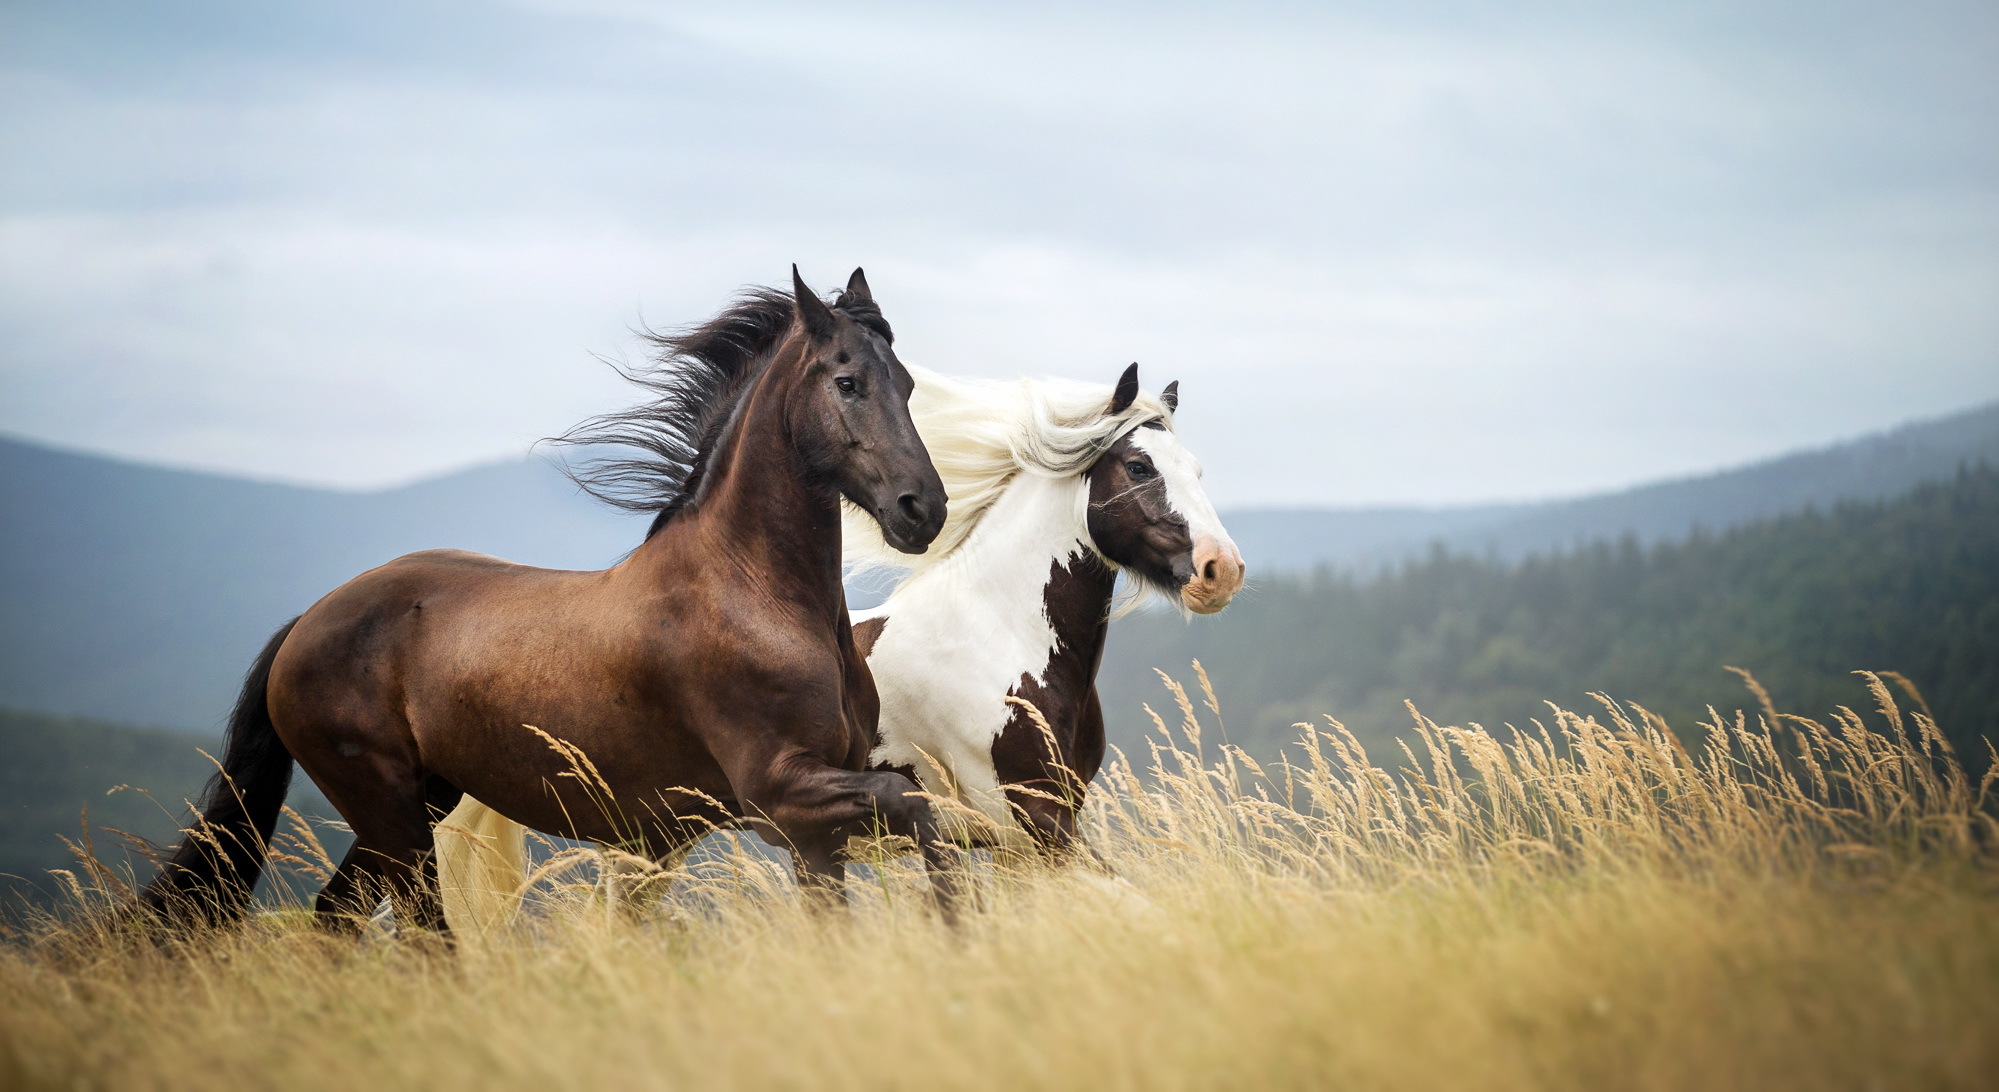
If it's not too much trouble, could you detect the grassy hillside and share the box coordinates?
[0,708,348,911]
[3,678,1990,1089]
[1104,464,1999,764]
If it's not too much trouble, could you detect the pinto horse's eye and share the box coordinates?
[834,376,857,394]
[1126,460,1154,480]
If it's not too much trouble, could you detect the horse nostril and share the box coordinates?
[898,493,924,523]
[1203,559,1218,581]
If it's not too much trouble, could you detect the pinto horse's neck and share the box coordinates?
[920,469,1116,836]
[937,472,1117,681]
[626,349,847,623]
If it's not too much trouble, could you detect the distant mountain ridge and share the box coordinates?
[2,400,1995,731]
[1227,400,1999,573]
[0,438,648,730]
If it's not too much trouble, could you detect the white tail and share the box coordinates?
[435,796,528,942]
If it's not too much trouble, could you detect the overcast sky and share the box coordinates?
[2,0,1994,507]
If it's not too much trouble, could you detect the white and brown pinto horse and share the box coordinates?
[849,361,1243,855]
[437,363,1242,928]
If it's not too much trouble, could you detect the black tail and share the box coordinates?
[138,618,299,926]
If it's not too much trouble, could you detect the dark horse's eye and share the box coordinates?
[835,376,857,394]
[1126,460,1154,479]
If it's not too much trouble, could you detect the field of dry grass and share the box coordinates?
[3,668,1995,1091]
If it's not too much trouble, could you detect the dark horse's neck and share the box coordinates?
[626,345,846,623]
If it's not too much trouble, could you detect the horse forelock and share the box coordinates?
[832,294,893,343]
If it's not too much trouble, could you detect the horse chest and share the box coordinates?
[858,591,1062,824]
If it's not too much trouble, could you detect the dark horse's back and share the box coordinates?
[268,547,743,848]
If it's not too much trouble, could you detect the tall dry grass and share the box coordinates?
[3,668,1995,1091]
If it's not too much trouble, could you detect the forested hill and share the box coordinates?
[4,402,1993,732]
[0,706,349,909]
[1226,399,1999,573]
[1102,465,1999,766]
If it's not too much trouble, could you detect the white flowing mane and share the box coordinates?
[842,365,1174,577]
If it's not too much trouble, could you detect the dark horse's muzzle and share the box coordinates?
[879,488,946,554]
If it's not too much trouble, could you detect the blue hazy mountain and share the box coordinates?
[3,399,1995,731]
[0,441,647,730]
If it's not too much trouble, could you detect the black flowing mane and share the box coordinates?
[552,284,892,539]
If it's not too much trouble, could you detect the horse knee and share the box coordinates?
[754,768,903,838]
[866,774,937,835]
[752,767,963,922]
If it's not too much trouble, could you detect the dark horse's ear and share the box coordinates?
[1161,380,1179,414]
[838,267,873,305]
[793,264,836,341]
[1108,362,1140,416]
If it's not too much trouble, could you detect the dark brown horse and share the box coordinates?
[139,267,960,932]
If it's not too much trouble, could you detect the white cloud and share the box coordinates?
[1,0,1993,503]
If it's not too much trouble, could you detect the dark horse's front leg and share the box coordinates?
[754,763,963,925]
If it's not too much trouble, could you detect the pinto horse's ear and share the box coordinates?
[1161,380,1179,414]
[1107,362,1140,417]
[793,264,836,341]
[838,267,873,305]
